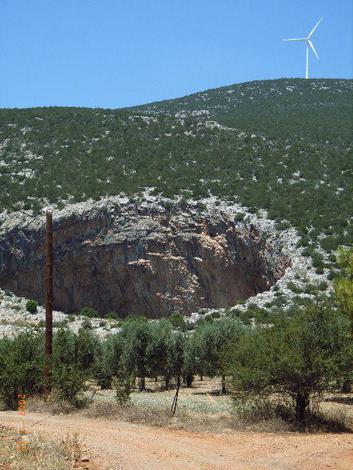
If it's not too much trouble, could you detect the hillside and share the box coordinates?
[1,78,353,464]
[0,78,352,269]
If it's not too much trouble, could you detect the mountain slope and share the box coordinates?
[134,78,353,140]
[0,79,352,265]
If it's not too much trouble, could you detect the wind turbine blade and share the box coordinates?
[308,17,323,38]
[282,38,306,42]
[308,40,319,59]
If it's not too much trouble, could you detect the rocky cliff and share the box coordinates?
[0,198,291,318]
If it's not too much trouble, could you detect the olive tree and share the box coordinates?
[146,320,174,388]
[192,317,245,393]
[334,246,353,390]
[93,333,124,389]
[120,317,151,391]
[335,246,353,328]
[52,328,87,404]
[0,332,44,409]
[227,303,352,421]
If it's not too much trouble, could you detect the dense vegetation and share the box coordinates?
[0,79,352,260]
[0,300,351,422]
[1,248,353,423]
[335,246,353,330]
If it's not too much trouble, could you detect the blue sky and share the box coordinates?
[1,0,352,108]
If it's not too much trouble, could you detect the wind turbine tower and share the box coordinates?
[282,18,323,79]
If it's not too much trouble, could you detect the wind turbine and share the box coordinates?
[282,17,323,79]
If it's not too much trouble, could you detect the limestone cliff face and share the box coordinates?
[0,199,290,317]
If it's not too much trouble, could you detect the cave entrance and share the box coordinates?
[0,203,290,318]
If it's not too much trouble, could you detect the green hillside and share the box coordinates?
[0,78,352,264]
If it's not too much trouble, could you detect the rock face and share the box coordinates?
[0,199,291,318]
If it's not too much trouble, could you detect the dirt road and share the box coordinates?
[1,411,352,470]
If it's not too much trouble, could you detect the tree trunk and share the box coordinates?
[100,380,111,390]
[200,375,203,381]
[295,393,309,421]
[165,375,170,390]
[186,373,193,388]
[138,376,145,392]
[341,380,351,393]
[171,375,181,416]
[221,375,226,394]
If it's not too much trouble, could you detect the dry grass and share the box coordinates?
[26,394,77,415]
[83,395,293,433]
[0,425,82,469]
[84,377,236,431]
[25,378,353,434]
[82,378,288,432]
[83,378,353,433]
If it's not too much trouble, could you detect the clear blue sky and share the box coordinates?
[1,0,352,108]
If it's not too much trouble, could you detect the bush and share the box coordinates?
[168,312,186,329]
[311,251,324,270]
[76,326,98,371]
[318,281,328,291]
[52,329,87,405]
[0,332,44,409]
[80,307,98,318]
[81,319,93,330]
[26,299,38,314]
[286,281,302,294]
[334,246,353,326]
[0,326,100,409]
[234,213,245,222]
[106,311,121,321]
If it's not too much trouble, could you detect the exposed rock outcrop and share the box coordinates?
[0,198,291,318]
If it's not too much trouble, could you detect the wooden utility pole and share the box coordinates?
[44,209,53,395]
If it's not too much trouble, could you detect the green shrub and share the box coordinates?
[318,281,328,291]
[168,312,186,330]
[52,329,87,405]
[211,311,221,319]
[26,299,38,314]
[238,310,252,325]
[234,213,245,222]
[277,221,290,230]
[311,251,324,269]
[106,311,121,321]
[304,284,318,295]
[81,319,93,330]
[302,248,311,257]
[80,307,98,318]
[286,282,302,294]
[0,332,44,409]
